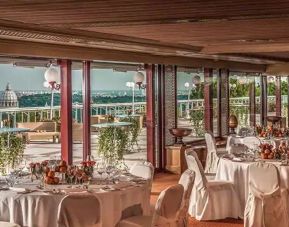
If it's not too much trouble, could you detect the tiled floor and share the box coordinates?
[151,173,243,227]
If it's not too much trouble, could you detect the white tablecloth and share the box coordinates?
[0,180,150,227]
[216,158,289,210]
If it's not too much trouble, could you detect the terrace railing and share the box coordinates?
[0,95,287,126]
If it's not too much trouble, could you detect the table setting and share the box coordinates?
[0,158,150,227]
[217,136,289,211]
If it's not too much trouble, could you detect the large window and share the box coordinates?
[177,68,205,141]
[90,64,147,167]
[0,61,62,165]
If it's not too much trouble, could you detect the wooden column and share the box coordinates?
[157,64,165,170]
[219,69,230,135]
[163,65,177,170]
[204,68,213,132]
[287,76,289,127]
[59,59,73,164]
[82,61,91,160]
[260,75,268,126]
[275,75,282,117]
[249,78,256,126]
[217,70,222,137]
[145,64,156,167]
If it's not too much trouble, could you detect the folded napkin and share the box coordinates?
[232,157,244,162]
[9,187,27,192]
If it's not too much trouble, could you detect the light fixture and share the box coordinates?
[44,65,60,90]
[268,76,275,83]
[184,82,190,88]
[133,71,146,89]
[43,64,60,120]
[192,75,201,85]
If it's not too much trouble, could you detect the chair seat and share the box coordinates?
[205,172,216,180]
[0,222,20,227]
[207,180,234,190]
[118,215,152,227]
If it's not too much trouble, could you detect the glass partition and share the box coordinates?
[90,66,147,167]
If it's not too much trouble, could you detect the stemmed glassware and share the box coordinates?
[97,161,105,184]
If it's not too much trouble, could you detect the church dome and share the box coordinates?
[0,83,18,107]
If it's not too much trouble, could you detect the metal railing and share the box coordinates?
[0,95,287,126]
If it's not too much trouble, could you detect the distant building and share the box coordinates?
[0,83,19,108]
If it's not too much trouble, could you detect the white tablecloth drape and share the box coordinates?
[0,182,150,227]
[215,158,289,211]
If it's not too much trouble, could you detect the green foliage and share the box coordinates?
[98,127,129,163]
[119,117,140,150]
[0,134,25,172]
[190,109,205,137]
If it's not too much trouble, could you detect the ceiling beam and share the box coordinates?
[0,38,266,72]
[202,42,289,55]
[0,19,201,54]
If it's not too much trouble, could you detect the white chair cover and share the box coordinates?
[129,161,154,180]
[244,162,289,227]
[0,222,20,227]
[178,169,195,227]
[118,184,184,227]
[57,194,102,227]
[130,161,154,192]
[243,136,261,150]
[185,149,241,220]
[204,132,220,174]
[226,135,246,154]
[239,127,255,137]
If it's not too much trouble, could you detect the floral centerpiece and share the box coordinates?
[257,125,284,138]
[81,160,96,177]
[259,142,289,160]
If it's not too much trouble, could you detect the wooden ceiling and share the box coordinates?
[1,0,289,71]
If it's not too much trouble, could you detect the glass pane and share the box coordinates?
[90,66,147,167]
[177,68,205,141]
[0,62,61,169]
[72,63,83,164]
[229,72,250,129]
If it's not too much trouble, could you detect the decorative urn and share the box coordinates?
[169,128,192,144]
[228,115,238,134]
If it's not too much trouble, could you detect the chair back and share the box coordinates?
[185,149,207,190]
[178,170,195,226]
[153,184,184,225]
[57,194,101,227]
[248,162,280,194]
[204,132,219,173]
[205,132,217,153]
[226,135,244,153]
[243,136,261,150]
[129,161,154,180]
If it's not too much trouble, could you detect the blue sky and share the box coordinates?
[0,64,192,91]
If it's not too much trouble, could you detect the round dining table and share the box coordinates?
[215,157,289,211]
[0,175,150,227]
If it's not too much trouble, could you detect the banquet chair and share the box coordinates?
[117,184,184,227]
[57,194,102,227]
[238,127,255,137]
[242,136,261,150]
[226,135,246,154]
[244,162,289,227]
[185,149,241,220]
[204,132,220,174]
[0,222,20,227]
[178,169,195,227]
[129,161,154,191]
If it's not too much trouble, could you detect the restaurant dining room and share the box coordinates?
[1,1,289,227]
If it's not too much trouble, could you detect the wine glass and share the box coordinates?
[67,166,75,185]
[97,162,105,184]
